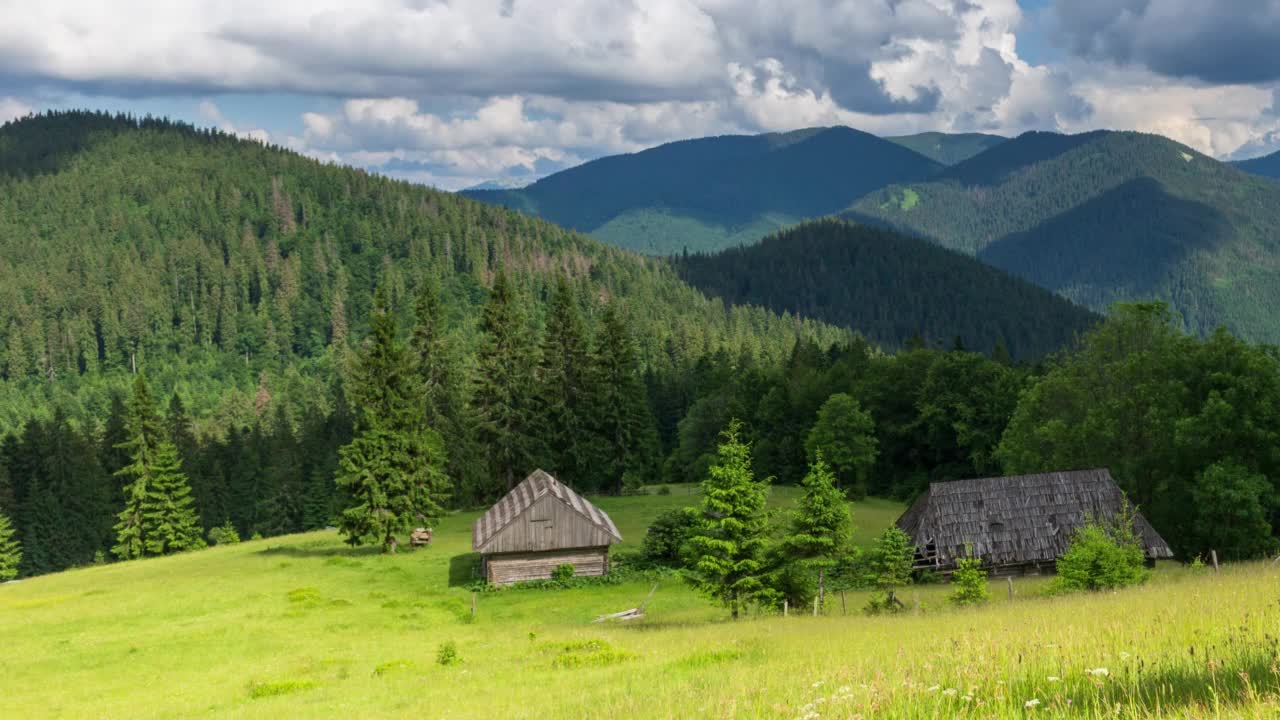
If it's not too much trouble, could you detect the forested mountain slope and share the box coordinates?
[674,220,1097,360]
[464,126,941,255]
[0,111,844,433]
[1234,149,1280,179]
[884,131,1006,165]
[849,131,1280,342]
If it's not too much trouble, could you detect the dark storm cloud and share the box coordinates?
[1054,0,1280,84]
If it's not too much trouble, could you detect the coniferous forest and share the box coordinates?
[2,111,1279,583]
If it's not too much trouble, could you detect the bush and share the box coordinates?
[948,556,990,606]
[1051,512,1149,593]
[551,564,576,583]
[620,472,647,496]
[207,521,241,546]
[656,485,672,496]
[641,508,697,565]
[436,640,461,666]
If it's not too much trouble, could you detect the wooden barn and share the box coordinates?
[472,469,622,585]
[895,468,1173,575]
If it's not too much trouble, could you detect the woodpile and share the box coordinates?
[410,527,433,547]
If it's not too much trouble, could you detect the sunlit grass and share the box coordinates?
[1,489,1277,718]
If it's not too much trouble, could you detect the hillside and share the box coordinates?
[1235,149,1280,179]
[674,220,1098,360]
[885,131,1006,165]
[0,111,844,433]
[849,131,1280,342]
[464,126,942,255]
[3,489,1277,719]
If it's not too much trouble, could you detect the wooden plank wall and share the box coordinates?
[481,495,617,554]
[487,548,609,585]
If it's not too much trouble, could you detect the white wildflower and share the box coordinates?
[1120,652,1131,660]
[943,688,958,696]
[1047,676,1060,682]
[926,685,941,692]
[811,681,825,688]
[1086,668,1110,677]
[1025,698,1041,709]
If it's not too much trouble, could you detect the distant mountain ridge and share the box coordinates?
[849,130,1280,343]
[885,131,1006,165]
[464,126,942,255]
[1234,149,1280,179]
[674,219,1099,360]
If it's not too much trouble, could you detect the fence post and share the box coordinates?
[813,595,819,617]
[783,599,788,617]
[1007,577,1014,602]
[840,590,847,616]
[1210,550,1220,573]
[471,591,477,619]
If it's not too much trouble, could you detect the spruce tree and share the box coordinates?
[782,453,853,611]
[685,420,771,619]
[0,511,20,581]
[112,374,203,559]
[590,301,659,493]
[336,286,450,552]
[472,272,540,494]
[536,276,597,488]
[140,441,204,555]
[408,278,483,504]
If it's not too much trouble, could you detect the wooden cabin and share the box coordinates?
[472,469,622,585]
[895,468,1173,576]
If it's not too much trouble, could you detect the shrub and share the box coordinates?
[656,485,672,496]
[1051,511,1149,593]
[641,508,697,565]
[620,472,647,496]
[551,564,576,583]
[436,640,461,666]
[207,521,241,546]
[948,556,990,606]
[247,679,316,698]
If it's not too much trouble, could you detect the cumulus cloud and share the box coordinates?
[2,0,1278,187]
[0,97,33,124]
[1053,0,1280,85]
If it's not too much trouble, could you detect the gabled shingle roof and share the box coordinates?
[895,468,1173,568]
[472,469,622,552]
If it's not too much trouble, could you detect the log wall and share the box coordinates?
[485,547,609,585]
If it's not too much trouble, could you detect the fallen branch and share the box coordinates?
[593,583,659,623]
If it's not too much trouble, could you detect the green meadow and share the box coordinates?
[2,487,1277,719]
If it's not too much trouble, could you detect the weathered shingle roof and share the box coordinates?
[472,469,622,552]
[896,468,1174,569]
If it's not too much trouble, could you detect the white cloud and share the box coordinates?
[3,0,1279,186]
[0,97,33,124]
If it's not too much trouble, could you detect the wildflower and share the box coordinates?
[1025,698,1040,709]
[811,681,825,688]
[1086,667,1110,677]
[926,685,941,692]
[1120,652,1131,661]
[943,688,958,696]
[836,686,851,694]
[961,695,973,703]
[1047,676,1060,682]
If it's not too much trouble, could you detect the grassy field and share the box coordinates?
[2,487,1278,719]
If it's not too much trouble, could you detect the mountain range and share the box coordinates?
[851,130,1280,342]
[465,124,1280,344]
[464,126,941,255]
[1234,149,1280,180]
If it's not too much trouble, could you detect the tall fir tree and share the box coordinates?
[781,453,853,611]
[112,374,203,559]
[336,285,450,552]
[0,511,20,581]
[472,271,541,494]
[590,301,659,492]
[685,420,772,619]
[536,275,597,488]
[139,441,204,555]
[408,278,484,504]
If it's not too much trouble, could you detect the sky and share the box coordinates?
[1,0,1278,190]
